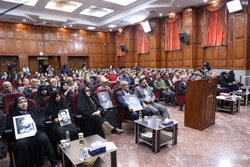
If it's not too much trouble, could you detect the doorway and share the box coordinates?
[28,56,61,75]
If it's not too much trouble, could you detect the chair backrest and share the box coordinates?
[42,95,66,111]
[108,81,117,90]
[31,91,37,99]
[93,89,115,107]
[94,83,102,91]
[70,93,79,114]
[175,80,182,93]
[3,93,25,114]
[28,99,38,107]
[113,87,122,104]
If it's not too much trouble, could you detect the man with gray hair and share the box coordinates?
[178,75,187,94]
[23,78,38,98]
[67,77,78,93]
[18,78,30,93]
[0,81,20,109]
[48,78,58,94]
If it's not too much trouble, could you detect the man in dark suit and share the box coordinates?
[134,78,170,119]
[117,81,151,120]
[178,76,187,94]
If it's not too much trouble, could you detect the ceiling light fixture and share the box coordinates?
[103,0,137,6]
[108,24,117,28]
[87,27,96,30]
[70,25,72,27]
[2,0,38,6]
[80,6,114,17]
[169,13,176,17]
[63,26,66,28]
[177,5,180,8]
[23,19,26,22]
[159,13,163,16]
[45,1,82,12]
[110,29,112,31]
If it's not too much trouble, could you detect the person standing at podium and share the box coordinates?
[178,76,187,94]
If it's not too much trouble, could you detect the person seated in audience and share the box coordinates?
[191,70,199,81]
[94,75,102,85]
[39,75,49,85]
[172,73,180,84]
[164,72,175,92]
[44,90,78,156]
[77,87,124,137]
[187,72,193,80]
[134,72,142,85]
[202,61,211,71]
[18,78,29,93]
[178,76,187,94]
[82,78,94,94]
[0,81,20,109]
[2,72,8,80]
[59,81,74,107]
[7,96,58,167]
[54,75,61,87]
[195,74,203,80]
[23,78,38,98]
[34,85,49,112]
[134,78,170,119]
[14,78,23,89]
[146,72,154,88]
[48,78,58,94]
[154,74,175,106]
[112,80,121,90]
[119,70,131,87]
[72,74,79,84]
[117,81,151,120]
[106,70,117,82]
[128,73,135,86]
[97,78,111,91]
[67,77,78,93]
[228,70,243,90]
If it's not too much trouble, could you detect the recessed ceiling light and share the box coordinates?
[204,0,208,2]
[109,29,112,31]
[177,5,180,8]
[159,13,163,16]
[45,1,82,12]
[23,19,26,22]
[103,0,137,6]
[80,6,114,17]
[211,0,217,4]
[87,27,96,30]
[70,25,72,27]
[108,24,117,28]
[63,26,66,28]
[2,0,38,6]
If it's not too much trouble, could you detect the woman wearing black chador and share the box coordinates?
[44,90,78,155]
[77,87,124,138]
[7,96,58,167]
[34,85,50,112]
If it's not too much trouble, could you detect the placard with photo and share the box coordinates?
[58,109,72,126]
[13,114,37,140]
[97,91,113,109]
[122,94,143,112]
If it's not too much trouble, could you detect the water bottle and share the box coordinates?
[139,111,142,121]
[79,144,84,162]
[66,131,70,148]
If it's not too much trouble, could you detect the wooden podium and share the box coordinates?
[184,78,217,130]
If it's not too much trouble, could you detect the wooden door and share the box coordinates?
[28,56,38,74]
[0,56,19,72]
[48,56,60,75]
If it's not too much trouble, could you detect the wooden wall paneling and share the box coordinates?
[7,38,16,54]
[16,39,23,54]
[0,38,7,53]
[28,56,38,74]
[0,24,5,37]
[48,56,60,74]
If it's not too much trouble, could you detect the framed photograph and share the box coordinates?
[58,109,72,126]
[122,94,143,112]
[13,114,37,140]
[97,91,113,109]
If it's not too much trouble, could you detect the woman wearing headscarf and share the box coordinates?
[44,90,78,155]
[7,96,58,167]
[202,62,211,71]
[77,87,123,138]
[228,70,242,90]
[59,81,73,107]
[34,85,49,112]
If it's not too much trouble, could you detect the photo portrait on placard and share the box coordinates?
[97,91,113,109]
[58,109,72,126]
[13,114,37,140]
[122,94,143,112]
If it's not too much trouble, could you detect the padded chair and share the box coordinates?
[113,87,126,121]
[2,93,25,114]
[94,89,121,128]
[108,81,117,90]
[70,93,82,128]
[94,83,102,91]
[30,91,37,99]
[175,80,185,111]
[152,79,167,101]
